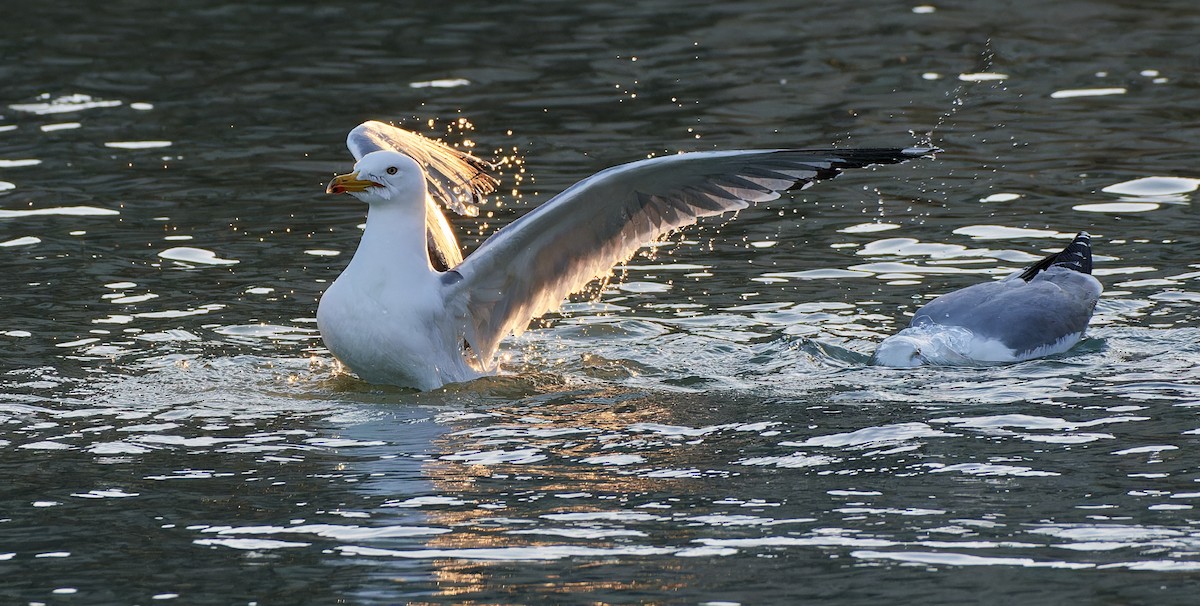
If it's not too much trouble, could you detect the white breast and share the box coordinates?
[317,262,479,390]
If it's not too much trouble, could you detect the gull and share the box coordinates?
[319,121,935,389]
[872,231,1102,367]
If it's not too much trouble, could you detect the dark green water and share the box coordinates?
[4,1,1200,604]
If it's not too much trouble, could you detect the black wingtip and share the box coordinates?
[1018,231,1094,281]
[810,146,942,171]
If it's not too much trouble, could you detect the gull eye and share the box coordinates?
[386,166,398,175]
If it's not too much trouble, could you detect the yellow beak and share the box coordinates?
[325,172,380,194]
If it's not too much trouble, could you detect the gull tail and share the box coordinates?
[1018,231,1093,281]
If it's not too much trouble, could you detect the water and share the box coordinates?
[3,0,1200,603]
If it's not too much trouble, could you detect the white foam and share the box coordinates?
[1050,87,1127,99]
[194,538,309,550]
[208,524,449,540]
[0,206,117,218]
[409,78,471,89]
[580,454,645,465]
[959,73,1008,82]
[158,247,238,265]
[852,550,1093,569]
[787,423,958,448]
[337,544,675,561]
[929,463,1060,477]
[10,94,121,115]
[1102,176,1200,197]
[0,236,40,247]
[105,141,172,149]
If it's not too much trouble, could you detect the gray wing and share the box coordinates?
[912,268,1103,355]
[451,146,936,363]
[346,121,501,269]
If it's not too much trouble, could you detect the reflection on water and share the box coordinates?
[4,0,1200,603]
[9,325,1200,602]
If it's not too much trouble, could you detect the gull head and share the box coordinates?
[872,325,979,367]
[872,333,926,367]
[326,150,424,204]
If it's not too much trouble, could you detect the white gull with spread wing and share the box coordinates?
[318,121,935,389]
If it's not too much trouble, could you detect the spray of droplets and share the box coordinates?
[396,115,529,248]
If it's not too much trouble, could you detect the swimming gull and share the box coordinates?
[872,232,1101,367]
[319,120,936,389]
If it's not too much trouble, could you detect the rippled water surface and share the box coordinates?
[4,1,1200,604]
